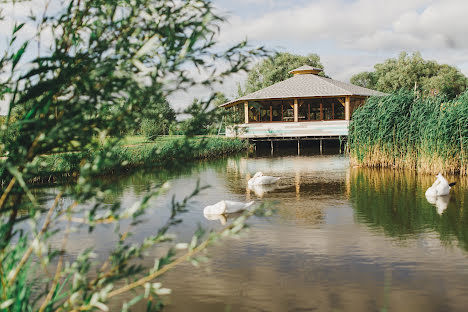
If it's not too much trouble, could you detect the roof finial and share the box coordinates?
[288,65,323,76]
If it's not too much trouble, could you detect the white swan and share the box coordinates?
[425,173,456,197]
[203,200,255,216]
[248,172,263,185]
[203,213,227,225]
[248,172,280,185]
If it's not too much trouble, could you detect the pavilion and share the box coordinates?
[220,65,386,140]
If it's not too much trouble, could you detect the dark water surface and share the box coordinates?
[40,152,468,311]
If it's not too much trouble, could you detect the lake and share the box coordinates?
[38,151,468,311]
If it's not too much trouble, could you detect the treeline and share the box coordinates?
[234,51,467,100]
[350,52,467,99]
[348,90,468,175]
[1,95,231,143]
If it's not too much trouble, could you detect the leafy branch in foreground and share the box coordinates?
[0,0,269,310]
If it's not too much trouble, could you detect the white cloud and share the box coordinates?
[212,0,468,89]
[2,0,468,114]
[218,0,468,52]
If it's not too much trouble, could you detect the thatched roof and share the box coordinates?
[221,66,386,107]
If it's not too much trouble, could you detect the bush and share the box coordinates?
[141,118,167,140]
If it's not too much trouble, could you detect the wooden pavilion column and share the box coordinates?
[294,98,298,122]
[345,96,351,121]
[244,101,249,124]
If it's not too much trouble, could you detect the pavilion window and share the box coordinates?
[298,100,308,121]
[308,99,321,120]
[334,99,345,119]
[272,101,282,121]
[260,102,270,122]
[248,103,260,122]
[322,100,333,120]
[282,100,294,121]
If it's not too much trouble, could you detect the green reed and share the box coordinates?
[349,90,468,175]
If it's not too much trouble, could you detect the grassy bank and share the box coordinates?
[24,136,249,183]
[349,90,468,175]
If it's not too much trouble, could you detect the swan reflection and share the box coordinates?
[203,211,245,225]
[425,193,450,215]
[248,183,279,198]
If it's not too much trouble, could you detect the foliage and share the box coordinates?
[140,99,176,140]
[350,52,468,99]
[0,0,268,310]
[24,137,249,181]
[214,93,242,127]
[349,90,468,175]
[179,97,227,135]
[240,52,325,95]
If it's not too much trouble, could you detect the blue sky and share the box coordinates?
[1,0,468,112]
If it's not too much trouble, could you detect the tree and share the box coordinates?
[0,0,269,310]
[211,92,244,134]
[349,71,377,90]
[350,52,468,98]
[140,98,176,140]
[240,52,325,95]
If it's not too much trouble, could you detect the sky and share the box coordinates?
[170,0,468,109]
[1,0,468,113]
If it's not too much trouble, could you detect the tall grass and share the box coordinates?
[349,90,468,175]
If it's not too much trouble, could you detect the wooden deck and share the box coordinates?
[226,120,349,140]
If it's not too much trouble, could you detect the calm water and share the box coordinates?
[39,152,468,311]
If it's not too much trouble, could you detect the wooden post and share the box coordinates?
[308,102,310,121]
[320,139,323,154]
[294,98,298,122]
[320,102,323,120]
[281,102,283,121]
[270,140,274,156]
[244,101,249,124]
[297,139,300,155]
[270,104,273,122]
[345,96,350,121]
[332,102,335,119]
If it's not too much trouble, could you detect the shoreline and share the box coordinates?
[3,137,250,186]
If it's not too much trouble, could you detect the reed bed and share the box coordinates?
[349,90,468,175]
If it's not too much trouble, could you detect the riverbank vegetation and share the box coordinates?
[349,90,468,175]
[0,0,269,310]
[23,136,249,183]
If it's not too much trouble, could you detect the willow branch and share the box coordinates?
[7,191,63,287]
[0,177,16,211]
[38,213,71,312]
[106,210,255,299]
